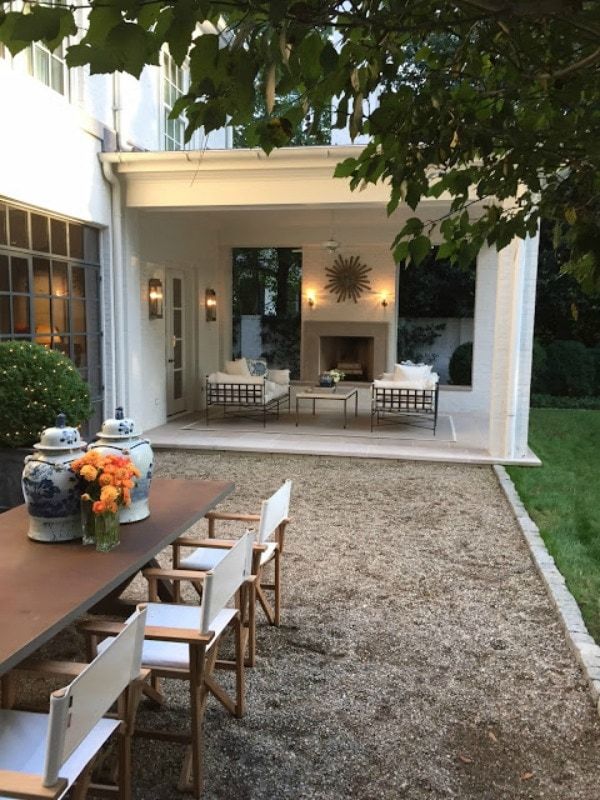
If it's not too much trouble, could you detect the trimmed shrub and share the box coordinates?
[0,341,91,448]
[448,342,473,385]
[531,395,600,410]
[592,344,600,395]
[531,340,549,394]
[545,340,596,397]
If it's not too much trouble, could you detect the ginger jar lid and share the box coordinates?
[33,412,86,451]
[97,407,137,440]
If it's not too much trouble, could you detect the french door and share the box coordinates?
[165,269,186,416]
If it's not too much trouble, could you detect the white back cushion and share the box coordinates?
[258,480,292,544]
[200,532,254,633]
[43,606,146,787]
[267,368,290,385]
[393,363,432,382]
[224,359,251,377]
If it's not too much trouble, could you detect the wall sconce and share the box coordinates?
[380,291,389,308]
[148,278,164,319]
[306,290,316,308]
[205,288,217,322]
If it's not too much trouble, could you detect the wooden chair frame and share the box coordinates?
[81,571,252,798]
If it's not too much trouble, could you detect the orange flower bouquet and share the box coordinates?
[71,451,141,551]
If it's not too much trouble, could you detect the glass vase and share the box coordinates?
[80,498,120,552]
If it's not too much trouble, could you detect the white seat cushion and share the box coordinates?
[98,603,237,668]
[0,709,118,799]
[180,542,277,570]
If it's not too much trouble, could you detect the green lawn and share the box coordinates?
[507,409,600,642]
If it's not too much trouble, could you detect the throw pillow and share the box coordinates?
[267,368,290,385]
[246,358,268,377]
[393,363,432,382]
[224,359,251,377]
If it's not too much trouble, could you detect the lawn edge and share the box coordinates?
[494,464,600,716]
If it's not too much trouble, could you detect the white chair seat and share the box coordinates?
[0,709,118,800]
[181,542,277,571]
[98,603,237,670]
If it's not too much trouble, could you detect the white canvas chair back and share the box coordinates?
[257,480,292,544]
[200,531,254,633]
[42,606,147,787]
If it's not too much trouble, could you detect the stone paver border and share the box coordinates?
[494,465,600,715]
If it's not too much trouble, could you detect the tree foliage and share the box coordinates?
[2,1,600,283]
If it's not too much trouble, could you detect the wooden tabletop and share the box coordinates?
[0,477,234,676]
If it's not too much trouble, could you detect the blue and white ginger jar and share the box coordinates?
[88,407,153,523]
[22,413,87,542]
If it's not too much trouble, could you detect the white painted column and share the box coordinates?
[487,231,540,459]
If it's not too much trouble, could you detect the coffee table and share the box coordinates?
[295,387,359,429]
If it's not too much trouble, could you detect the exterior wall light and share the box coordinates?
[381,292,389,308]
[205,288,217,321]
[148,278,164,319]
[306,290,316,308]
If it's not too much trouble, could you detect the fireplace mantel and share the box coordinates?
[301,320,389,382]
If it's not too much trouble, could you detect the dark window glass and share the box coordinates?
[11,257,29,293]
[73,335,87,368]
[8,208,28,248]
[52,261,68,297]
[50,219,67,255]
[174,370,183,400]
[69,225,84,259]
[71,266,85,297]
[0,204,7,246]
[174,339,182,368]
[33,258,51,295]
[0,254,9,292]
[173,278,182,307]
[0,296,10,334]
[72,299,86,332]
[173,309,182,338]
[53,334,69,358]
[12,296,30,334]
[31,214,50,252]
[83,226,100,263]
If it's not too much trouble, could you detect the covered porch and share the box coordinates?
[102,146,540,464]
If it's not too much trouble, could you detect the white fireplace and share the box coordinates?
[301,321,390,382]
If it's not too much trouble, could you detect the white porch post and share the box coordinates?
[487,231,540,459]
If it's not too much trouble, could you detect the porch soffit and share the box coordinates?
[100,146,459,212]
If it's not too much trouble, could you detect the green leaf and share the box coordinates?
[189,33,219,83]
[334,158,358,179]
[408,235,432,266]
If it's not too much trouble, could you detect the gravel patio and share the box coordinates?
[27,451,600,799]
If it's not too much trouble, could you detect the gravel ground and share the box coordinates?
[27,451,600,799]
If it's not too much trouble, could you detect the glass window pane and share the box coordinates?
[0,254,9,292]
[174,370,183,400]
[11,257,29,293]
[69,225,84,259]
[34,45,49,86]
[8,208,28,248]
[73,335,87,367]
[31,214,50,252]
[53,334,69,358]
[52,297,69,332]
[33,257,51,295]
[88,335,101,372]
[52,261,68,296]
[71,266,85,297]
[0,203,7,245]
[173,309,182,338]
[51,56,64,94]
[51,219,67,256]
[12,295,30,334]
[34,297,52,343]
[83,226,99,263]
[174,339,182,369]
[72,299,86,332]
[0,296,10,334]
[173,278,182,307]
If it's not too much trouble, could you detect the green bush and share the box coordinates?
[531,340,549,394]
[0,341,91,448]
[545,340,596,397]
[531,394,600,410]
[448,342,473,385]
[591,345,600,394]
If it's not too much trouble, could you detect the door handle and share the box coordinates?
[168,358,174,363]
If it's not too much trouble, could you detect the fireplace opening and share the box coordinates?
[319,336,374,382]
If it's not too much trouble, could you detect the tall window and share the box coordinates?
[162,51,187,151]
[0,200,103,433]
[232,248,302,377]
[28,39,67,95]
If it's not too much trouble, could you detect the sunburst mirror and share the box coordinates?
[324,254,372,303]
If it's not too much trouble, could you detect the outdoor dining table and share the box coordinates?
[0,477,234,678]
